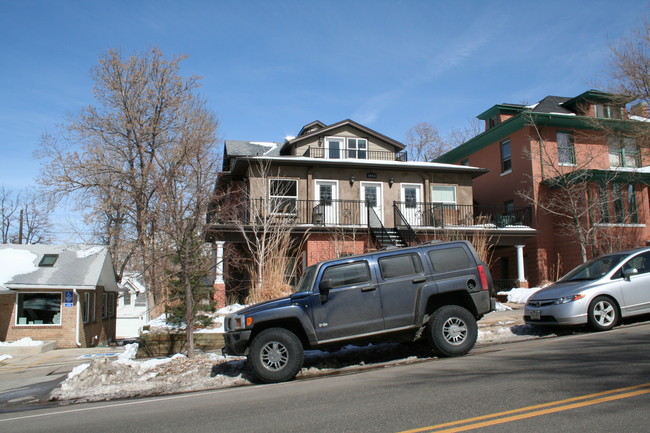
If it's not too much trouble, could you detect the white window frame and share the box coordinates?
[325,136,368,160]
[269,178,298,215]
[557,131,576,166]
[431,185,457,205]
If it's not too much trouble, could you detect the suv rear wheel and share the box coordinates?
[426,305,477,357]
[248,328,304,383]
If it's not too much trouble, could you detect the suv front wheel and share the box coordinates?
[426,305,478,357]
[248,328,304,383]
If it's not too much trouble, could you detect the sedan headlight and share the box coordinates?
[553,294,585,305]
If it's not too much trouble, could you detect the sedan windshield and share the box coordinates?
[559,254,628,282]
[294,265,317,293]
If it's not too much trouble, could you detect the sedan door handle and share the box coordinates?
[412,278,426,284]
[361,286,377,292]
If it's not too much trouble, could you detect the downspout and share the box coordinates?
[74,289,81,347]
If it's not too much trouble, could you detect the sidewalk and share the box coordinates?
[0,346,120,408]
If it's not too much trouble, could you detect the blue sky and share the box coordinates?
[0,0,648,235]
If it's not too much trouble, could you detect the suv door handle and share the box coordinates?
[412,278,426,283]
[361,286,377,292]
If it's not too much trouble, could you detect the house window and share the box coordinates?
[102,292,116,319]
[628,184,639,224]
[347,138,368,159]
[325,137,368,160]
[613,184,625,224]
[269,179,298,214]
[598,184,610,223]
[16,293,61,325]
[504,200,515,214]
[39,254,58,267]
[135,292,147,306]
[557,132,575,165]
[595,104,623,119]
[609,137,639,168]
[83,292,96,323]
[123,290,131,306]
[500,139,512,173]
[431,185,457,204]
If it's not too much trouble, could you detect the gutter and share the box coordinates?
[74,288,81,347]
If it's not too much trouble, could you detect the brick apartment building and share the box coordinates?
[436,90,650,286]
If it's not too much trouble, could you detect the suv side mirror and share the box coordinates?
[623,267,639,281]
[319,279,332,303]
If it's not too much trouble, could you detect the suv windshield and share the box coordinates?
[559,254,628,282]
[294,265,317,293]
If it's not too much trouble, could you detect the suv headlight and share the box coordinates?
[228,314,252,331]
[553,294,585,305]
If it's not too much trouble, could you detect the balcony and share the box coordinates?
[302,146,408,162]
[213,198,533,229]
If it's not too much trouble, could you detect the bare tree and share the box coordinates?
[0,186,52,244]
[404,122,451,161]
[225,159,305,304]
[35,48,219,313]
[445,118,483,148]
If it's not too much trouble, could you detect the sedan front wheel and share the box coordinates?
[588,296,618,331]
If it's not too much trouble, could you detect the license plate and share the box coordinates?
[529,310,541,320]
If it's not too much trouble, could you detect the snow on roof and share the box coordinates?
[0,248,38,291]
[0,244,118,291]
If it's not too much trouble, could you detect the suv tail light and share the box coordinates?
[477,265,489,291]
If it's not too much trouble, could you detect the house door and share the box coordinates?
[315,180,339,224]
[361,182,383,225]
[400,183,422,226]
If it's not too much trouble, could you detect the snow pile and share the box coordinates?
[498,287,541,304]
[75,246,104,258]
[51,347,250,403]
[144,304,247,334]
[0,337,44,347]
[0,354,13,362]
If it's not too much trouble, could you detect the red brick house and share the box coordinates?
[0,244,118,348]
[436,90,650,286]
[206,119,536,303]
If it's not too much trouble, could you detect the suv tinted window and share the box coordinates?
[322,261,371,288]
[428,246,472,272]
[379,253,423,279]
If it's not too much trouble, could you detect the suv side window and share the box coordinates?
[322,261,371,288]
[379,253,423,279]
[428,246,472,272]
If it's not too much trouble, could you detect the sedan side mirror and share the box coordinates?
[623,267,639,281]
[319,279,332,303]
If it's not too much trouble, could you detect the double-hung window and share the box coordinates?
[557,132,575,165]
[500,139,512,174]
[269,179,298,215]
[609,137,639,168]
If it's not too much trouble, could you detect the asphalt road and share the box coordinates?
[1,324,649,433]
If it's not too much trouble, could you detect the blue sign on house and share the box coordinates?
[64,290,74,307]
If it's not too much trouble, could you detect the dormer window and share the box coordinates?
[325,137,368,160]
[594,104,623,119]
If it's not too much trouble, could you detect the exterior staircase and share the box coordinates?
[371,227,407,248]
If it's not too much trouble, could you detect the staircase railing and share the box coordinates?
[367,205,392,248]
[393,203,421,246]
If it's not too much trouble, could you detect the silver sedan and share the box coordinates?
[524,247,650,331]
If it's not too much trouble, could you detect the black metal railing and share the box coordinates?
[393,204,420,246]
[214,199,533,229]
[392,202,532,228]
[302,146,408,162]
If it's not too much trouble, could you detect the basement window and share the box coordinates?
[39,254,58,267]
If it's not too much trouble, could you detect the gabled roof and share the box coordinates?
[280,119,405,153]
[0,244,118,292]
